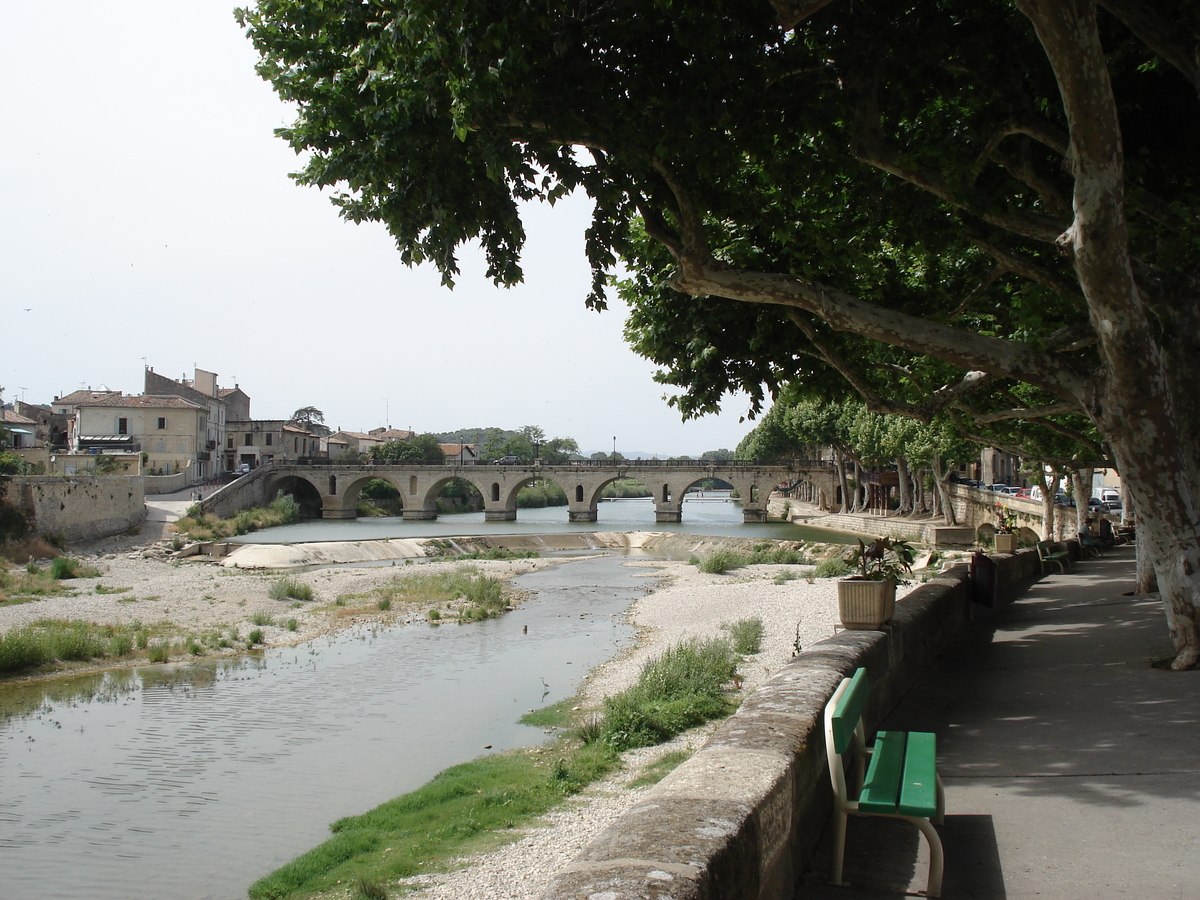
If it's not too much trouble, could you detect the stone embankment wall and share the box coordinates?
[7,476,147,543]
[539,546,1051,900]
[143,473,188,495]
[200,467,270,519]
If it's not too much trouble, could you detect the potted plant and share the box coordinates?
[838,537,916,629]
[993,503,1018,553]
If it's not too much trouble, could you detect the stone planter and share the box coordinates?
[837,578,896,629]
[994,533,1017,553]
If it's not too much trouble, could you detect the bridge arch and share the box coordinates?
[262,473,325,519]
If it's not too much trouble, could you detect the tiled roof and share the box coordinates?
[54,389,121,405]
[78,394,206,411]
[2,409,37,425]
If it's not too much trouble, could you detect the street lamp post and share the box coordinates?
[459,436,465,466]
[612,435,617,463]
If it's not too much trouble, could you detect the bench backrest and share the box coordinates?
[829,667,870,754]
[1036,540,1054,556]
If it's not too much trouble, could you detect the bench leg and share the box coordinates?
[830,807,849,886]
[907,815,945,898]
[935,772,946,825]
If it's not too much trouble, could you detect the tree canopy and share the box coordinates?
[368,434,445,463]
[288,406,331,437]
[238,0,1200,667]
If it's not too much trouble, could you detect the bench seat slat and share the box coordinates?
[898,732,939,817]
[859,730,905,813]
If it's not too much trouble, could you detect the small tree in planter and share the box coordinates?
[838,538,916,629]
[994,503,1018,553]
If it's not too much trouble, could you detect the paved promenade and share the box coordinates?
[800,543,1199,899]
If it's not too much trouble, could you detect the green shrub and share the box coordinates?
[353,878,389,900]
[50,556,79,580]
[286,618,298,632]
[147,643,170,663]
[377,598,391,611]
[247,628,264,645]
[269,577,313,602]
[250,610,274,626]
[600,637,738,750]
[814,557,853,578]
[721,617,764,655]
[693,549,746,574]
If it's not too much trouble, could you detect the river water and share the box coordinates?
[0,557,654,900]
[0,496,847,899]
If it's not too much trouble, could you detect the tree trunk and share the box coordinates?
[930,454,957,526]
[835,449,851,514]
[1034,468,1058,540]
[896,457,912,514]
[1071,469,1090,535]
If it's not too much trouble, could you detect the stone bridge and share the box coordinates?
[204,459,837,524]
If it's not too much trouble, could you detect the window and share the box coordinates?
[117,417,128,435]
[157,417,166,429]
[266,433,273,446]
[227,436,233,449]
[245,434,252,447]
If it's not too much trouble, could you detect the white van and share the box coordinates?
[1098,487,1120,504]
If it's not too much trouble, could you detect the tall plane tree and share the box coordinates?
[238,2,1200,668]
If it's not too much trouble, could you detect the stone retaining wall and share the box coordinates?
[7,476,146,543]
[539,547,1045,900]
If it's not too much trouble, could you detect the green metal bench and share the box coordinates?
[824,667,945,897]
[1036,539,1072,574]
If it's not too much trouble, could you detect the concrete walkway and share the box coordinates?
[799,544,1200,899]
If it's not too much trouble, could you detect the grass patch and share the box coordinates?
[0,559,102,603]
[721,617,764,655]
[173,492,301,541]
[629,748,694,788]
[439,548,538,562]
[95,584,132,595]
[597,637,738,751]
[269,577,314,602]
[813,557,853,578]
[0,619,168,673]
[247,742,618,900]
[355,568,510,623]
[689,545,811,575]
[519,697,578,729]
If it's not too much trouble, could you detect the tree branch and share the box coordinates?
[971,401,1080,423]
[1097,0,1200,94]
[671,256,1091,400]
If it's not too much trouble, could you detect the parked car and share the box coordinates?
[1055,492,1075,507]
[236,463,251,476]
[491,455,523,465]
[1014,487,1033,498]
[989,484,1018,494]
[1088,497,1103,511]
[1102,499,1123,513]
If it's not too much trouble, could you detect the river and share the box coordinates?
[0,495,846,899]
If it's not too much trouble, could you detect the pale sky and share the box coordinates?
[0,2,754,458]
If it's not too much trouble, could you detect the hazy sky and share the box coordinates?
[0,2,754,457]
